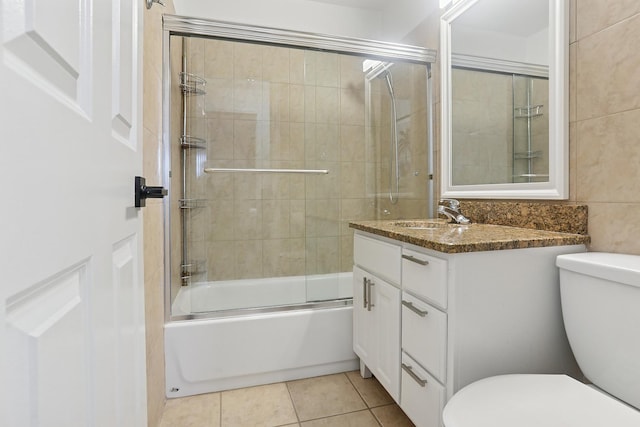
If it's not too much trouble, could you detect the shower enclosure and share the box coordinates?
[162,15,435,396]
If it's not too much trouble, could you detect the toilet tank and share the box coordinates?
[556,252,640,410]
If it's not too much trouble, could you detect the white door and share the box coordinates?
[0,1,147,426]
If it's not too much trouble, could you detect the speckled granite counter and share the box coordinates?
[349,220,590,254]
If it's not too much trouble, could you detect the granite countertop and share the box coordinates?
[349,219,591,254]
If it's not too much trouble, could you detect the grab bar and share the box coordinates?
[204,168,329,174]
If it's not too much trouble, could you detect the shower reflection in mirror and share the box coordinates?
[451,65,549,186]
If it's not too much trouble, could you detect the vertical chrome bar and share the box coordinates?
[367,280,375,311]
[426,63,435,218]
[180,38,190,286]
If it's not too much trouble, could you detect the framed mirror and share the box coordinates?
[440,0,568,199]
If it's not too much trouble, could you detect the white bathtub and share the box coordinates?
[165,273,358,397]
[171,272,353,315]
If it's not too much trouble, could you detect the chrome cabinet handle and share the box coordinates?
[402,300,428,317]
[367,279,375,311]
[402,254,429,266]
[402,363,427,387]
[362,277,368,309]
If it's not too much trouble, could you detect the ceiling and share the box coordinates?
[308,0,389,10]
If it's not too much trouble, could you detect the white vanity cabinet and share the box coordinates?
[353,229,585,427]
[352,234,402,402]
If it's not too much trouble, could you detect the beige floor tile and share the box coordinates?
[160,393,221,427]
[301,410,379,426]
[287,374,367,421]
[221,383,298,427]
[346,371,394,408]
[371,404,415,427]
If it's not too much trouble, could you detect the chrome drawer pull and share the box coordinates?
[402,254,429,266]
[402,363,427,387]
[402,300,428,317]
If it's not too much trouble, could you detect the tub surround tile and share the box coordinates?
[204,40,234,79]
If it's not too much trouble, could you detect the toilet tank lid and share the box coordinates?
[556,252,640,288]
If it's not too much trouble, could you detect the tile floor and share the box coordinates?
[159,371,415,427]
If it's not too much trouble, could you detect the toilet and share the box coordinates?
[443,252,640,427]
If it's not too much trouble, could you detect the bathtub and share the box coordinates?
[165,272,358,397]
[171,272,353,315]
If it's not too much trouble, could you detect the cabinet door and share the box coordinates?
[353,266,374,366]
[372,277,401,402]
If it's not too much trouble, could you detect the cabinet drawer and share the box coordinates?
[401,293,447,383]
[401,352,446,427]
[354,233,401,284]
[402,248,447,309]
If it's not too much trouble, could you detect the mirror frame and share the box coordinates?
[440,0,569,199]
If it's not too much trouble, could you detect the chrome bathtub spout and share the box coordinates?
[437,199,471,224]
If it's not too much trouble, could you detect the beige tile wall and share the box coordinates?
[571,1,640,255]
[143,2,175,426]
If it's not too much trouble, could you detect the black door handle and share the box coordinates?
[135,176,167,207]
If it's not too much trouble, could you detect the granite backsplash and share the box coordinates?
[456,202,588,235]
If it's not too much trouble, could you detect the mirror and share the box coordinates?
[440,0,568,199]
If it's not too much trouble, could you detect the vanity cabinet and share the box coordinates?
[353,230,585,427]
[353,235,402,402]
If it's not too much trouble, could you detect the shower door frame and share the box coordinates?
[161,15,436,321]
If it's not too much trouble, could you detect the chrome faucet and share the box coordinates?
[437,199,471,224]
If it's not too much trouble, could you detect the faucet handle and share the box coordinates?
[439,198,460,210]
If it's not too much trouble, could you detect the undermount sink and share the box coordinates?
[391,220,457,230]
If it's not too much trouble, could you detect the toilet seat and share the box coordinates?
[443,374,640,427]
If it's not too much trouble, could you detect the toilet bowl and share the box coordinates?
[442,252,640,427]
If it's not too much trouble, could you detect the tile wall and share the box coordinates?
[570,0,640,255]
[143,2,175,425]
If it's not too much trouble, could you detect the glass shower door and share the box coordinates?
[169,33,432,316]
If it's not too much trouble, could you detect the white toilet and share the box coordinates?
[443,252,640,427]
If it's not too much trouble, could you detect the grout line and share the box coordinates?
[344,370,371,408]
[298,408,379,424]
[284,380,302,425]
[369,408,384,427]
[218,392,222,427]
